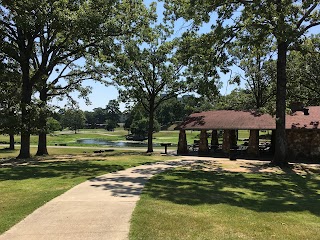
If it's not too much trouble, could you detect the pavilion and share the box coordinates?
[176,106,320,161]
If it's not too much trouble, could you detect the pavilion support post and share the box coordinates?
[211,130,219,146]
[198,130,209,156]
[222,130,231,153]
[177,129,188,155]
[247,129,260,157]
[222,130,237,153]
[230,130,237,147]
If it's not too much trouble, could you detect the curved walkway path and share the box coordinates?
[0,159,193,240]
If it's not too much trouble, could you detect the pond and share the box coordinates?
[76,139,163,147]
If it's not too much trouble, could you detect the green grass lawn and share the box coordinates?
[0,129,254,148]
[130,169,320,240]
[0,152,173,234]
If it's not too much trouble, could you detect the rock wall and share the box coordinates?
[286,129,320,162]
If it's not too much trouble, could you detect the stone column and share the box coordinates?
[222,130,230,153]
[198,130,209,156]
[177,129,188,155]
[222,130,237,153]
[230,130,237,147]
[247,129,259,157]
[211,130,219,146]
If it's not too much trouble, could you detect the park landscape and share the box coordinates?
[1,0,320,239]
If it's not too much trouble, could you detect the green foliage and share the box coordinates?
[0,61,21,135]
[105,100,121,124]
[60,108,86,133]
[130,118,160,137]
[230,41,277,110]
[164,0,320,164]
[46,117,62,133]
[105,119,118,131]
[287,35,320,105]
[0,0,156,157]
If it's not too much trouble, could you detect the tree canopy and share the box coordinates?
[0,0,155,158]
[164,0,320,165]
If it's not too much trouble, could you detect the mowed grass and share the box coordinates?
[0,151,173,234]
[0,146,146,159]
[0,129,256,148]
[0,128,129,147]
[130,169,320,240]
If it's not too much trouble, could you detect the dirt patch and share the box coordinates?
[181,157,320,175]
[1,154,319,175]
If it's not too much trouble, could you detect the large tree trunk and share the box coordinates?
[36,89,49,156]
[18,133,31,158]
[9,134,15,150]
[17,74,32,159]
[36,132,48,155]
[147,102,154,153]
[273,41,288,166]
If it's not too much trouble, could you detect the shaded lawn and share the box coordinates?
[130,169,320,240]
[0,153,173,234]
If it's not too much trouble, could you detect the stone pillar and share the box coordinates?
[222,130,230,153]
[247,129,259,157]
[222,130,237,153]
[211,130,219,146]
[230,130,237,147]
[198,130,209,156]
[177,130,188,155]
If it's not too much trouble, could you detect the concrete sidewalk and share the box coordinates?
[0,160,191,240]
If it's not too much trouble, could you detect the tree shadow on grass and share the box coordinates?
[144,169,320,215]
[0,161,125,181]
[89,164,180,197]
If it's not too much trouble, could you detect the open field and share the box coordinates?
[130,159,320,240]
[0,151,174,234]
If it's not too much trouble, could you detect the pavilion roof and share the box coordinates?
[176,106,320,130]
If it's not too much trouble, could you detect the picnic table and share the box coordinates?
[160,143,171,154]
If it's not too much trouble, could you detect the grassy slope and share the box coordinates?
[130,169,320,240]
[0,152,173,234]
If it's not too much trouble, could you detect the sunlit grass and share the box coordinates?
[130,169,320,240]
[0,129,268,150]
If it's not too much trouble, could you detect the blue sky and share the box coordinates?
[52,1,320,112]
[54,1,240,112]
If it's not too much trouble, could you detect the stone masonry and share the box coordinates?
[286,129,320,162]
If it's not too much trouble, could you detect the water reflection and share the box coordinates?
[77,139,162,147]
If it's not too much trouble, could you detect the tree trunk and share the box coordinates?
[9,134,15,150]
[18,133,31,158]
[36,132,48,155]
[273,41,288,166]
[17,75,32,159]
[147,103,154,153]
[36,88,49,156]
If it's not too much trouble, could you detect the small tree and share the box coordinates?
[60,108,86,134]
[47,117,62,133]
[105,100,121,130]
